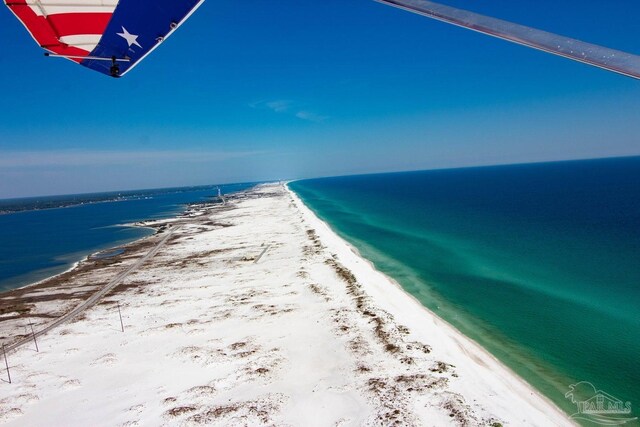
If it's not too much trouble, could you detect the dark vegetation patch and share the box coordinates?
[430,361,455,374]
[406,341,431,354]
[159,248,234,269]
[304,229,324,255]
[230,341,247,350]
[191,404,240,422]
[356,364,372,373]
[348,335,371,356]
[366,375,452,426]
[251,303,295,317]
[324,257,411,357]
[443,396,471,426]
[309,283,330,302]
[0,303,32,317]
[70,313,87,323]
[165,406,198,417]
[105,280,152,297]
[183,395,282,425]
[226,289,268,306]
[201,221,233,228]
[187,385,216,397]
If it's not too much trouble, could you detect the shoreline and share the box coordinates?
[3,226,158,296]
[287,184,572,424]
[13,260,82,292]
[0,179,244,297]
[0,184,573,425]
[0,196,213,296]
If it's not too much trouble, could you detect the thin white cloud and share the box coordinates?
[250,99,329,122]
[295,111,328,123]
[265,100,293,113]
[0,150,264,168]
[249,99,293,113]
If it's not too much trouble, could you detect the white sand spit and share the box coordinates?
[0,184,572,426]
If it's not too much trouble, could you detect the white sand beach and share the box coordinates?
[0,184,572,426]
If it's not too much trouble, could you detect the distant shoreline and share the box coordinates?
[0,185,253,295]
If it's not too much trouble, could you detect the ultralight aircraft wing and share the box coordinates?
[377,0,640,79]
[4,0,640,79]
[4,0,204,77]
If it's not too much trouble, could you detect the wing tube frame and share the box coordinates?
[377,0,640,80]
[44,53,131,62]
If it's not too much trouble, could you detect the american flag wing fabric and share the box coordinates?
[5,0,205,77]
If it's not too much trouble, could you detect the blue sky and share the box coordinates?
[1,0,639,198]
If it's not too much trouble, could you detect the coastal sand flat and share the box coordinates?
[0,184,572,426]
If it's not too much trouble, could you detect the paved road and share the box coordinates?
[4,226,179,353]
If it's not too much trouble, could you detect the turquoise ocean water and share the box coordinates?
[289,157,640,419]
[0,183,254,292]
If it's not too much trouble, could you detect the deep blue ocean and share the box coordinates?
[289,156,640,418]
[0,183,254,292]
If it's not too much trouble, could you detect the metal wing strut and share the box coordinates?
[377,0,640,80]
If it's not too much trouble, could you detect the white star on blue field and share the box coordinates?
[117,27,142,49]
[0,0,639,198]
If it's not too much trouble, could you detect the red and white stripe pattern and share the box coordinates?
[5,0,117,62]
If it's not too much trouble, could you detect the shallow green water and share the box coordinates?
[290,158,640,421]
